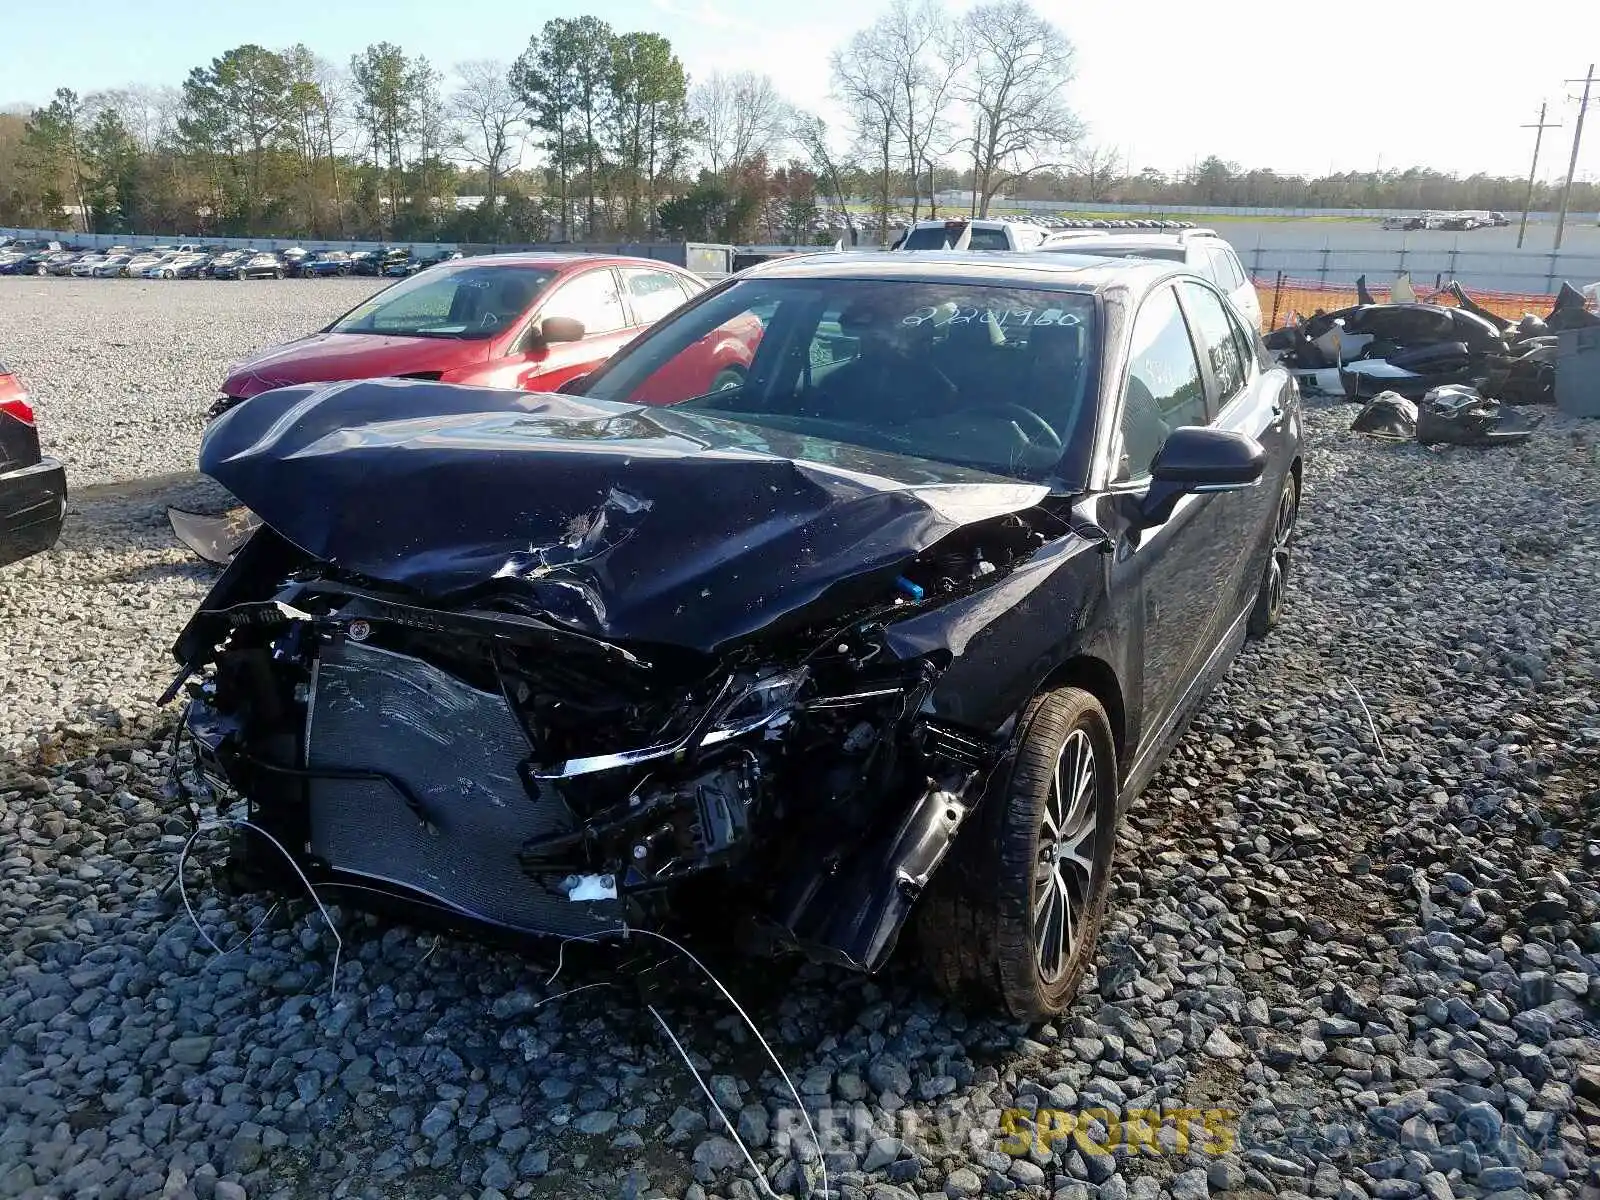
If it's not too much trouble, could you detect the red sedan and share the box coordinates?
[210,253,743,417]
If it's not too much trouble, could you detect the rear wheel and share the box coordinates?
[1248,472,1299,638]
[918,686,1118,1020]
[710,365,746,392]
[272,269,284,280]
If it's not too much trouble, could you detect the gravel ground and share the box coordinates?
[0,277,382,487]
[1,281,1598,1200]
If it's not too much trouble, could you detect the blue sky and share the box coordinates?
[4,0,1597,181]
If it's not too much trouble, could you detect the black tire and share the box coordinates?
[918,686,1118,1021]
[273,269,284,280]
[710,366,746,392]
[1248,471,1299,638]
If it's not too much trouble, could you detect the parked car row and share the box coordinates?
[0,237,464,280]
[1378,211,1510,231]
[863,210,1206,234]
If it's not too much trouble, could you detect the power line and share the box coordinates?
[1517,103,1561,249]
[1554,64,1595,252]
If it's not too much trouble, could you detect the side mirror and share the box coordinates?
[1138,426,1266,527]
[539,315,586,344]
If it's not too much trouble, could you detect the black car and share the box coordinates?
[170,252,1301,1018]
[45,251,87,276]
[215,252,285,280]
[0,362,66,568]
[201,250,248,278]
[169,255,215,279]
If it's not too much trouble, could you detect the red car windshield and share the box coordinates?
[328,264,556,340]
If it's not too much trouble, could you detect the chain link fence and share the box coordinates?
[1250,274,1560,332]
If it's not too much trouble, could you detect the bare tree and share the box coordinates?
[875,0,966,221]
[831,29,904,244]
[88,86,178,152]
[449,60,526,214]
[310,57,352,235]
[959,0,1082,216]
[1069,142,1123,201]
[790,109,857,241]
[689,70,785,178]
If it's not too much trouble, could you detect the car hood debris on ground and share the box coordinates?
[1352,384,1543,447]
[1266,279,1594,408]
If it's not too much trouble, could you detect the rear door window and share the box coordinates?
[1206,245,1246,290]
[1178,282,1248,405]
[620,268,692,326]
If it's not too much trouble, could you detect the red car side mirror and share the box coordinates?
[540,316,586,344]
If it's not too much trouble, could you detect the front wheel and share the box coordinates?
[710,365,747,392]
[1247,471,1299,638]
[272,269,284,280]
[918,686,1118,1021]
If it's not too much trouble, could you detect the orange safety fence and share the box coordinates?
[1249,276,1558,333]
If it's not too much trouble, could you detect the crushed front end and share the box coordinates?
[168,380,1083,971]
[171,518,1040,969]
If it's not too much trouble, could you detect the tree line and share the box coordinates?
[3,0,1589,245]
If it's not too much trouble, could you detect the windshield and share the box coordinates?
[900,225,1012,250]
[582,277,1100,484]
[328,264,556,340]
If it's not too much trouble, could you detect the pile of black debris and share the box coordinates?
[1264,279,1599,408]
[1351,384,1541,448]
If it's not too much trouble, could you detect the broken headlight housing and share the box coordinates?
[702,668,809,747]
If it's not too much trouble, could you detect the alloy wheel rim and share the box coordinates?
[1267,485,1296,615]
[1035,728,1098,984]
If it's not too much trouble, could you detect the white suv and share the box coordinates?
[893,218,1050,252]
[1040,229,1261,328]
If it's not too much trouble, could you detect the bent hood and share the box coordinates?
[223,333,492,398]
[200,379,1049,653]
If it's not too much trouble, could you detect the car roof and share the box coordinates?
[735,249,1185,294]
[446,252,694,273]
[1059,232,1231,251]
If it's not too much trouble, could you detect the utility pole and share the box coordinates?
[1518,102,1561,248]
[1554,64,1595,251]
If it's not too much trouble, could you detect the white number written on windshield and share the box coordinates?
[901,306,1082,329]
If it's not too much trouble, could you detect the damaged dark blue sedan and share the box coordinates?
[170,252,1302,1019]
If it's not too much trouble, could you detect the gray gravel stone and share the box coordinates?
[1171,1167,1210,1200]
